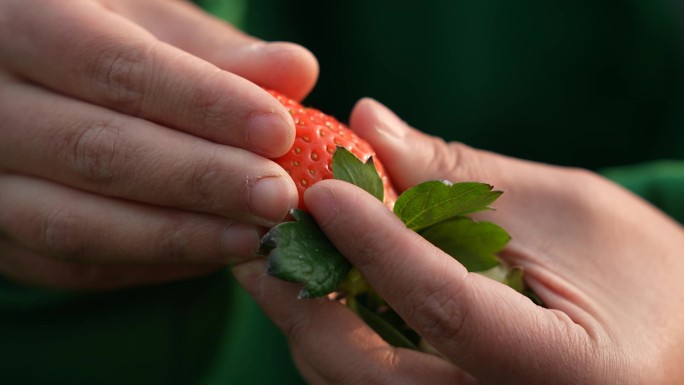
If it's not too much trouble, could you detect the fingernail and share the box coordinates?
[249,176,295,223]
[368,99,407,140]
[232,259,266,297]
[221,223,261,261]
[247,113,294,157]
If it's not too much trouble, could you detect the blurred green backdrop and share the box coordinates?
[242,0,684,170]
[1,1,682,385]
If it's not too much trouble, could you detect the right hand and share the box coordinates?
[234,99,684,384]
[0,0,318,289]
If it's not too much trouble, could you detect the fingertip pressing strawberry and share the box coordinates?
[266,89,397,210]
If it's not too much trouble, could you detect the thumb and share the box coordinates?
[350,98,508,191]
[304,180,598,384]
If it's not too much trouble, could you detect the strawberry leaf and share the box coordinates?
[394,181,502,231]
[332,147,384,202]
[260,209,351,298]
[504,266,525,292]
[420,217,509,272]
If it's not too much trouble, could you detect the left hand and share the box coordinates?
[232,99,684,385]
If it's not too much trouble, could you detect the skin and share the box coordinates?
[233,99,684,384]
[0,0,318,289]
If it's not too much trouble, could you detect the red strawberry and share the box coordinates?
[267,90,397,211]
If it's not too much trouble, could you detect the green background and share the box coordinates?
[2,1,683,384]
[242,0,684,170]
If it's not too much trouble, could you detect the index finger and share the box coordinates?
[1,0,293,157]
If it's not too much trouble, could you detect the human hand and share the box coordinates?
[233,99,684,384]
[0,0,318,289]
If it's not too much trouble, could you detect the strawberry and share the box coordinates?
[267,90,397,210]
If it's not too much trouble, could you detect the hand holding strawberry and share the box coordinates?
[235,97,684,385]
[0,0,319,289]
[258,91,524,348]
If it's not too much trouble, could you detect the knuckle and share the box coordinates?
[417,136,480,182]
[366,350,402,385]
[441,140,480,180]
[82,39,155,114]
[188,70,233,133]
[154,215,192,263]
[284,311,315,351]
[324,359,393,385]
[153,214,218,263]
[340,228,388,274]
[40,206,84,260]
[407,269,471,344]
[67,119,124,186]
[185,149,230,212]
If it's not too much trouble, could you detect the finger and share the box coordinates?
[0,0,293,157]
[290,345,478,385]
[232,259,476,385]
[0,79,298,225]
[103,0,318,100]
[304,181,600,384]
[0,239,221,290]
[349,98,523,191]
[348,99,597,287]
[287,354,328,385]
[349,97,684,326]
[349,98,584,295]
[0,174,262,265]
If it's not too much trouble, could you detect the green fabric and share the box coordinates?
[0,270,303,385]
[193,0,247,27]
[601,161,684,224]
[2,1,683,385]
